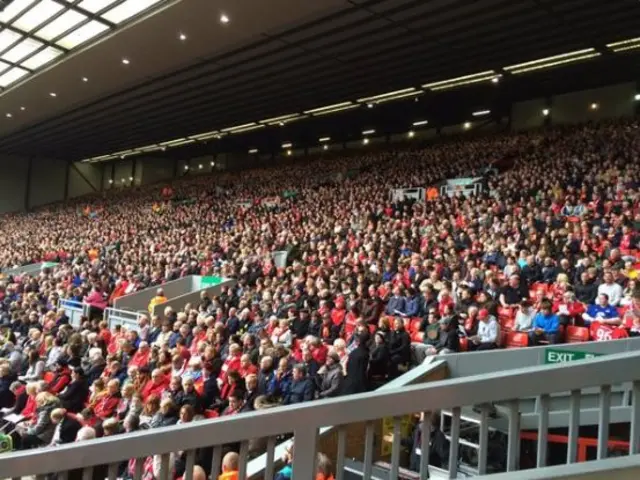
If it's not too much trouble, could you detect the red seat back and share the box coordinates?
[565,325,589,343]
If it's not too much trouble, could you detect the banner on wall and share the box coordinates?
[439,177,484,198]
[390,187,425,203]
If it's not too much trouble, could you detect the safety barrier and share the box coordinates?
[1,351,640,479]
[103,307,145,331]
[58,299,89,327]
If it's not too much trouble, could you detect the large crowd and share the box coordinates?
[0,118,638,479]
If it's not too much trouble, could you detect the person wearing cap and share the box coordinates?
[468,309,499,350]
[528,299,561,346]
[316,350,343,399]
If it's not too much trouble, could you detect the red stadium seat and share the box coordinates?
[459,337,468,352]
[505,331,529,348]
[43,371,55,384]
[410,331,424,343]
[565,325,589,343]
[204,410,219,419]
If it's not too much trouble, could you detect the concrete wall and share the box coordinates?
[512,83,637,128]
[69,163,103,199]
[28,157,67,208]
[0,155,29,213]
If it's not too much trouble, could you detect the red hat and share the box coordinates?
[478,309,489,320]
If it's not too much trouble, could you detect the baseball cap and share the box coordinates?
[478,309,489,320]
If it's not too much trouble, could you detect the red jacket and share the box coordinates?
[129,350,150,369]
[218,354,242,383]
[141,378,169,402]
[93,394,121,419]
[239,363,258,379]
[21,395,37,420]
[48,368,71,394]
[311,344,328,365]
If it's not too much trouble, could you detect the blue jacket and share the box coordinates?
[404,296,420,317]
[283,378,314,405]
[385,296,407,316]
[533,312,559,334]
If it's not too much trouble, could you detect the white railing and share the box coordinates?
[103,307,146,331]
[58,298,90,327]
[1,352,640,479]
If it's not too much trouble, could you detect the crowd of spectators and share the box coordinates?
[0,118,638,479]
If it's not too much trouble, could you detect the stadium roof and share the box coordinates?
[0,0,638,160]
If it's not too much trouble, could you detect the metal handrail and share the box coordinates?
[1,351,640,479]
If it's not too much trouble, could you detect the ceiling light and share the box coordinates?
[121,178,125,183]
[304,102,353,115]
[542,108,550,116]
[363,138,370,145]
[408,131,415,138]
[198,164,203,169]
[129,176,133,181]
[20,106,25,111]
[0,67,29,87]
[606,37,640,53]
[219,13,230,24]
[463,122,472,130]
[0,0,36,22]
[108,179,113,184]
[78,0,120,14]
[6,113,12,118]
[221,122,256,133]
[57,20,109,49]
[359,88,423,105]
[249,149,258,154]
[259,113,301,125]
[310,104,359,116]
[590,102,599,110]
[36,10,86,41]
[286,150,292,156]
[210,161,215,166]
[491,77,500,84]
[122,58,130,65]
[367,103,373,108]
[184,165,189,170]
[14,0,63,31]
[82,77,88,82]
[179,33,187,41]
[423,70,497,90]
[102,0,164,24]
[2,38,43,63]
[21,46,63,69]
[0,30,22,53]
[413,120,428,127]
[318,137,331,142]
[281,142,292,149]
[472,110,491,117]
[362,129,375,135]
[323,145,329,151]
[279,122,284,126]
[635,94,640,101]
[49,92,57,97]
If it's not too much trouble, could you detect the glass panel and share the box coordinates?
[77,0,119,14]
[0,0,36,23]
[1,37,43,63]
[0,66,29,87]
[13,0,64,32]
[0,29,22,53]
[21,45,62,69]
[101,0,163,24]
[35,10,87,41]
[56,20,108,49]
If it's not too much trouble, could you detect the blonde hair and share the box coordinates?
[35,391,58,407]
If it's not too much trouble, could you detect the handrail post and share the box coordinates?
[292,427,317,480]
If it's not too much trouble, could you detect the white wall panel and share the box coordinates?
[512,98,547,131]
[553,83,636,124]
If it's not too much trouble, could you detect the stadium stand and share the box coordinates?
[0,118,637,478]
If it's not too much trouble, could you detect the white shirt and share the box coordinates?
[598,282,623,307]
[514,310,534,331]
[477,318,499,344]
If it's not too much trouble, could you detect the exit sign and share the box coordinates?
[544,348,603,365]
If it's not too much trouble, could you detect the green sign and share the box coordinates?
[544,348,603,365]
[200,276,224,289]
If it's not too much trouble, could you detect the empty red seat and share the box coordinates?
[566,325,589,343]
[505,331,529,348]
